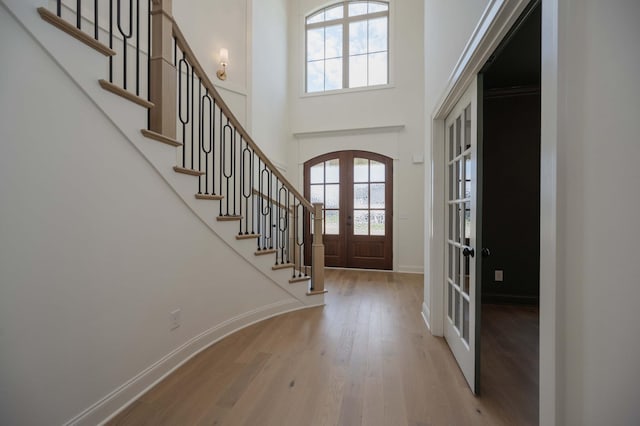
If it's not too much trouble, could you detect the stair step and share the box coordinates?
[195,194,223,201]
[99,79,154,108]
[38,8,116,56]
[217,215,243,222]
[289,276,311,284]
[141,129,181,147]
[307,289,328,296]
[236,234,260,240]
[254,249,277,256]
[272,263,295,271]
[173,166,205,176]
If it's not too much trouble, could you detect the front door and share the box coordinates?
[444,79,479,392]
[304,151,393,270]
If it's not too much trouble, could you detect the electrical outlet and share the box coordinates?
[495,270,504,282]
[170,309,181,330]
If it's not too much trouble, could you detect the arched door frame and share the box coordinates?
[304,150,394,270]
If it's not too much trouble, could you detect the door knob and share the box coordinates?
[463,247,475,257]
[481,248,491,257]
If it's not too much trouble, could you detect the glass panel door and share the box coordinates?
[444,79,478,392]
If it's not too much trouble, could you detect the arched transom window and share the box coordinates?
[305,1,389,93]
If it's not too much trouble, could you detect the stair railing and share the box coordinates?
[40,0,325,293]
[149,0,325,292]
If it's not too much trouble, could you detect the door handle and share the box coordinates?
[481,248,491,257]
[463,247,475,258]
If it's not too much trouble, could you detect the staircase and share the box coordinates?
[32,0,326,304]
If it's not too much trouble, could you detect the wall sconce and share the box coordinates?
[216,48,228,81]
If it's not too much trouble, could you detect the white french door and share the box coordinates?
[444,79,479,392]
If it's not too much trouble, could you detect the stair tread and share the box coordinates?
[254,249,277,256]
[236,234,260,240]
[38,8,116,57]
[173,166,205,176]
[195,193,224,200]
[272,263,295,270]
[289,276,311,284]
[141,129,181,147]
[99,79,154,109]
[217,215,243,221]
[307,289,328,296]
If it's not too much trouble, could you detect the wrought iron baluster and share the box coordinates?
[200,90,213,195]
[57,0,61,17]
[135,0,140,95]
[76,0,81,29]
[94,0,99,40]
[109,0,113,81]
[241,139,253,235]
[117,0,134,90]
[177,54,190,166]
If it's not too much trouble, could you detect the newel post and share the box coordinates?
[149,0,176,138]
[311,203,325,293]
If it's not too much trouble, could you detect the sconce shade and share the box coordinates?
[219,48,229,64]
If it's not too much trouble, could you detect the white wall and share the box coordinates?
[287,0,426,273]
[250,0,290,167]
[547,0,640,423]
[0,5,300,424]
[173,0,249,126]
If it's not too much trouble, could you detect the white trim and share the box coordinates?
[67,299,307,426]
[398,265,424,274]
[539,0,559,424]
[421,301,431,331]
[293,123,404,138]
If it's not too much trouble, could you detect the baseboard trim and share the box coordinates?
[65,299,306,426]
[421,301,431,331]
[398,265,424,274]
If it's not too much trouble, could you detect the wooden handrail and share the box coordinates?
[170,21,313,212]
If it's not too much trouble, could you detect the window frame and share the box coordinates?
[304,1,391,94]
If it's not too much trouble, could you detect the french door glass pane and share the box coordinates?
[454,289,461,329]
[456,116,462,156]
[448,283,453,319]
[370,184,385,208]
[370,160,385,181]
[449,124,454,161]
[310,163,324,184]
[464,201,471,240]
[354,210,369,235]
[354,184,369,208]
[325,184,340,208]
[464,104,472,150]
[310,185,324,204]
[326,159,340,183]
[325,210,339,234]
[448,244,454,279]
[354,158,369,182]
[465,155,471,198]
[463,298,470,343]
[370,210,385,235]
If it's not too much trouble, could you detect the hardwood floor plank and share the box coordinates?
[107,269,538,426]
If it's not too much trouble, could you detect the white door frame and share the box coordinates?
[425,0,559,424]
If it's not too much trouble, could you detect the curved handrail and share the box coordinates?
[170,20,313,212]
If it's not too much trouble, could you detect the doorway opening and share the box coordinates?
[478,1,541,423]
[303,150,393,270]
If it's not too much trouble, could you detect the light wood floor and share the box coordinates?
[109,269,538,425]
